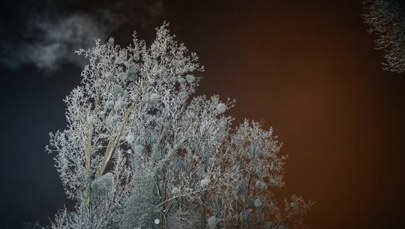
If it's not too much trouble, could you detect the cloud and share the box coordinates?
[2,13,111,71]
[0,0,164,72]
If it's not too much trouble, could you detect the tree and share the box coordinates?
[47,23,313,229]
[362,0,405,73]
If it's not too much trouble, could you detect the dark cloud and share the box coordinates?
[0,0,164,72]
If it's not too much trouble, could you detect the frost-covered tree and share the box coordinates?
[47,23,313,229]
[362,0,405,73]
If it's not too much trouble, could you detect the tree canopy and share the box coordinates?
[47,23,313,229]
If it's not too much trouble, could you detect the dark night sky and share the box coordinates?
[1,0,405,228]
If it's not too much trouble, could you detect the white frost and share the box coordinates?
[200,178,210,188]
[207,216,217,229]
[254,198,263,208]
[149,93,160,102]
[216,103,226,114]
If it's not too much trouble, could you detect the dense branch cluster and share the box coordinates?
[362,0,405,73]
[47,23,313,229]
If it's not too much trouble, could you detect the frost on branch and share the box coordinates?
[91,172,114,201]
[362,0,405,73]
[46,23,313,229]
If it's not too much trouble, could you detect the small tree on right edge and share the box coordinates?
[362,0,405,73]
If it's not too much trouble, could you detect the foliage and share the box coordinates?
[47,23,313,229]
[362,0,405,73]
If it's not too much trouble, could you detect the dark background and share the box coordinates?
[1,0,405,228]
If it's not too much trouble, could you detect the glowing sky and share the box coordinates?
[1,0,405,228]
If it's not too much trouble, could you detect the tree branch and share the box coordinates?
[85,124,94,207]
[96,99,138,178]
